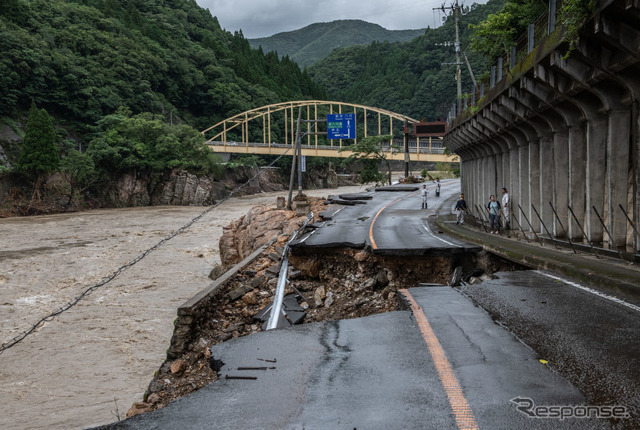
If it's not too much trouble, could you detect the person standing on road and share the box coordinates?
[454,193,467,224]
[501,187,510,230]
[421,184,429,209]
[487,194,502,234]
[435,178,441,197]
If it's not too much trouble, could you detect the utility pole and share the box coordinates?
[403,121,410,178]
[287,108,302,210]
[434,0,465,98]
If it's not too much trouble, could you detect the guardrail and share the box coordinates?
[266,211,314,330]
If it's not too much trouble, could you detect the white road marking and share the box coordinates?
[332,207,345,217]
[422,221,457,247]
[299,229,318,243]
[535,270,640,313]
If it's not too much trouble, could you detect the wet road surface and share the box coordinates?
[103,285,606,429]
[292,179,479,255]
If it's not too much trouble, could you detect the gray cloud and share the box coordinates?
[195,0,461,38]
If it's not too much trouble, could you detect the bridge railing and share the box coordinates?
[206,138,447,155]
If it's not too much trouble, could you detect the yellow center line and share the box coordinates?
[368,187,433,250]
[399,289,479,430]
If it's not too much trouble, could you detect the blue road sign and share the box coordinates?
[327,113,356,139]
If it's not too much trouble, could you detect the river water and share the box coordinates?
[0,185,368,429]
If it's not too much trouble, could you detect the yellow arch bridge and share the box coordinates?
[201,100,458,163]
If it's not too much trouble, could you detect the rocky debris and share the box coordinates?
[126,402,153,419]
[324,292,335,308]
[314,286,326,307]
[354,251,369,262]
[376,270,389,287]
[170,359,186,376]
[208,264,224,280]
[146,393,161,405]
[241,291,258,305]
[357,278,377,291]
[267,252,281,262]
[227,285,252,301]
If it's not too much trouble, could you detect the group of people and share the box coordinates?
[454,187,510,234]
[419,181,511,235]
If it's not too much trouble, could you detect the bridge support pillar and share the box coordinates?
[586,118,607,244]
[552,132,569,237]
[509,147,519,223]
[529,139,541,232]
[540,136,555,234]
[606,110,631,248]
[491,152,509,200]
[568,125,587,241]
[634,102,640,252]
[519,144,530,231]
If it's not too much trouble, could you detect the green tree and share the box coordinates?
[86,108,222,178]
[18,102,60,198]
[342,135,398,185]
[60,149,97,207]
[468,0,547,59]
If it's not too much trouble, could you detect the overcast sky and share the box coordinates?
[195,0,466,39]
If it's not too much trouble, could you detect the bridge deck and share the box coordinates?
[206,141,458,162]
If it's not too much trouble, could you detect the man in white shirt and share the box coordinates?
[501,187,510,230]
[421,184,428,209]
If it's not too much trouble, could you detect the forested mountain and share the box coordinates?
[0,0,325,136]
[249,20,425,68]
[308,0,504,121]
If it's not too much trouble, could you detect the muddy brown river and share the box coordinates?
[0,185,368,429]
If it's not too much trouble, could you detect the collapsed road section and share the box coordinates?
[116,242,524,417]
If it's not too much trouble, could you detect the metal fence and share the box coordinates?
[467,202,640,262]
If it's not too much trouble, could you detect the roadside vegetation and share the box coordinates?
[469,0,597,60]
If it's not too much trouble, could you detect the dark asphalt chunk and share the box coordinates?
[375,185,420,191]
[338,192,374,200]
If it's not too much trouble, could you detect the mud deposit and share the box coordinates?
[0,185,368,430]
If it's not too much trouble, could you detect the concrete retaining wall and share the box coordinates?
[167,238,276,359]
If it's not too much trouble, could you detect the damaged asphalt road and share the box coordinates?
[101,287,603,430]
[291,179,480,255]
